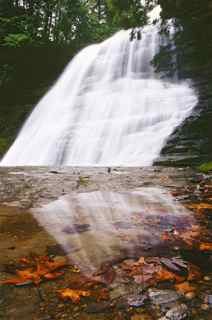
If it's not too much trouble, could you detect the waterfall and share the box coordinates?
[1,24,197,166]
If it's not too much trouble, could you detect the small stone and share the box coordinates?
[201,304,209,311]
[148,289,180,305]
[110,284,129,300]
[165,304,188,320]
[185,292,195,300]
[160,257,188,276]
[205,294,212,305]
[128,294,147,308]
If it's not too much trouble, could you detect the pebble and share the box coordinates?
[185,292,195,300]
[203,276,211,281]
[165,304,189,320]
[127,294,148,308]
[110,284,129,300]
[201,304,209,311]
[148,289,180,305]
[205,294,212,305]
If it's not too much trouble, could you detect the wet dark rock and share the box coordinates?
[161,304,189,320]
[204,294,212,306]
[49,170,62,174]
[148,289,180,305]
[160,257,188,276]
[46,244,66,256]
[127,293,148,307]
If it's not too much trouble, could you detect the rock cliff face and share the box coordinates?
[155,0,212,166]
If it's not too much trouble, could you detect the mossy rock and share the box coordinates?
[198,162,212,173]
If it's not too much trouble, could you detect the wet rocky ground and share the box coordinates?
[0,167,212,320]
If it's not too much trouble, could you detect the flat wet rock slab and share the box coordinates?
[0,167,211,319]
[0,167,197,208]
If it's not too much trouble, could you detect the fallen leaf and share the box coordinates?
[133,274,154,287]
[1,256,68,286]
[187,203,212,214]
[180,225,200,247]
[187,263,201,281]
[161,231,170,241]
[1,277,32,286]
[93,288,110,302]
[103,267,116,285]
[199,243,212,251]
[58,288,91,303]
[175,281,196,295]
[44,271,64,280]
[20,257,30,264]
[156,267,185,284]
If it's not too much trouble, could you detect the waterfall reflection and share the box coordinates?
[32,188,194,273]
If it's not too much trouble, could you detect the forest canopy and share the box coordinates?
[0,0,152,48]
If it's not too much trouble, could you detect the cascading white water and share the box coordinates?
[1,24,197,166]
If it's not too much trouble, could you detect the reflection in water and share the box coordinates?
[32,188,194,273]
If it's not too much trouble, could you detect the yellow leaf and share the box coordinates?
[200,243,212,251]
[58,288,91,304]
[175,282,196,294]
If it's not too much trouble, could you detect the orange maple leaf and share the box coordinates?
[155,267,185,284]
[1,256,68,286]
[199,242,212,251]
[175,281,196,294]
[187,203,212,214]
[58,288,91,304]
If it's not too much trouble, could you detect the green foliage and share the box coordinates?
[0,0,149,48]
[3,33,32,47]
[198,162,212,173]
[0,137,9,155]
[106,0,148,29]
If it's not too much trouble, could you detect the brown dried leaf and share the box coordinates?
[187,263,201,281]
[103,267,116,285]
[93,288,110,302]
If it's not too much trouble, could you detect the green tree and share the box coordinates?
[106,0,148,29]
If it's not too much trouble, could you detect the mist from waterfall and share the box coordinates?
[1,24,197,166]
